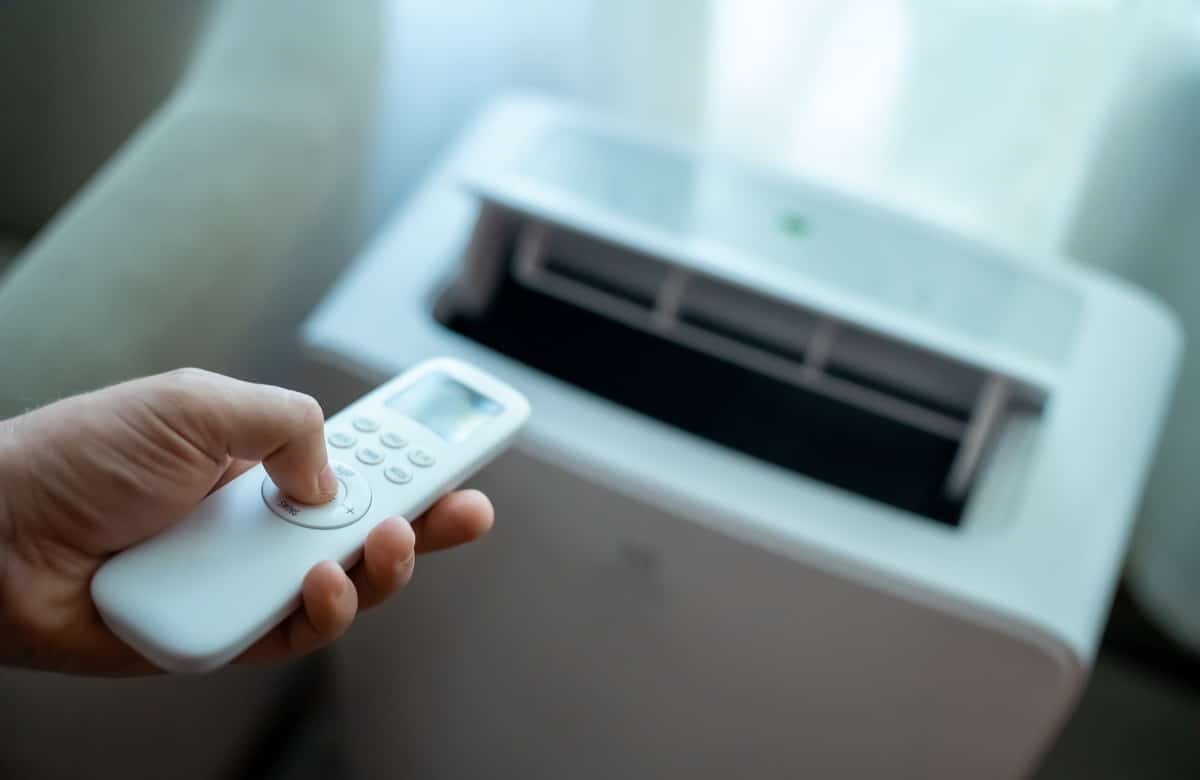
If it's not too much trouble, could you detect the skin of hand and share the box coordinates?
[0,368,494,675]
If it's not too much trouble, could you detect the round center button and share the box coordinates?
[352,416,380,433]
[262,460,373,530]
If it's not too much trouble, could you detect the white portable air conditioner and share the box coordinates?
[303,94,1180,778]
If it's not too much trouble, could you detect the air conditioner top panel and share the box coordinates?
[304,93,1183,661]
[462,120,1086,392]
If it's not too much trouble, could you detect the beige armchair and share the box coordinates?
[0,0,382,413]
[0,2,383,777]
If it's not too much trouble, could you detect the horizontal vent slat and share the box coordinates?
[521,261,968,441]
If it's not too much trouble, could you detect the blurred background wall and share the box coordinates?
[0,0,383,775]
[1,1,1198,777]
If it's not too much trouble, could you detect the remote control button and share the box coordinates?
[407,449,435,468]
[352,416,380,433]
[356,447,385,466]
[327,431,356,449]
[262,460,373,530]
[331,461,358,481]
[383,465,412,485]
[380,431,407,449]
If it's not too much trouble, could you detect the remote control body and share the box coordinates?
[91,357,530,673]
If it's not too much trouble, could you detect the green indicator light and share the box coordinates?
[779,212,811,238]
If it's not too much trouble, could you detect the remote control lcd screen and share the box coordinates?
[386,373,504,443]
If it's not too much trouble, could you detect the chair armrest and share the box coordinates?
[0,0,381,416]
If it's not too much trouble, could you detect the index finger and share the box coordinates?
[158,369,336,505]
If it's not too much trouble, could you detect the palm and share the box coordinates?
[25,405,236,562]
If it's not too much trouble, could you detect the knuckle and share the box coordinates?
[159,366,225,409]
[157,367,221,406]
[164,366,215,387]
[287,392,326,433]
[147,368,227,454]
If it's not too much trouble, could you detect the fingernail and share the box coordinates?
[317,465,338,498]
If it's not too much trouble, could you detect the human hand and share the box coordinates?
[0,368,493,675]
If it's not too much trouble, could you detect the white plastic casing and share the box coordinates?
[91,357,530,673]
[299,94,1182,778]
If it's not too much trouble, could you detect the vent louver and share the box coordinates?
[439,206,1044,525]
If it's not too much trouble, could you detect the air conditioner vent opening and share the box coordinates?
[437,207,1048,526]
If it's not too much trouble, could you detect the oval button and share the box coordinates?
[356,447,385,466]
[352,417,380,433]
[407,449,435,468]
[327,431,356,449]
[384,465,412,485]
[380,431,407,449]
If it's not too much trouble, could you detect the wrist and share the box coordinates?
[0,418,16,663]
[0,411,76,671]
[0,410,38,540]
[0,413,34,616]
[0,417,15,569]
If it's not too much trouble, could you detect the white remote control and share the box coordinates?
[91,357,530,673]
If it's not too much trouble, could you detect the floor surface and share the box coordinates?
[235,590,1200,779]
[1037,652,1200,778]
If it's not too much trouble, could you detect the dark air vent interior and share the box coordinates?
[436,208,1043,528]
